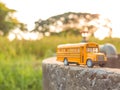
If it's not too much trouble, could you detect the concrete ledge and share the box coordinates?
[42,57,120,90]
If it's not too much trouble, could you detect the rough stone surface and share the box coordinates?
[106,54,120,68]
[42,56,120,90]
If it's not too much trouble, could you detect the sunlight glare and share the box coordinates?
[2,0,120,40]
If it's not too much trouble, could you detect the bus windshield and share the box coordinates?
[87,47,98,53]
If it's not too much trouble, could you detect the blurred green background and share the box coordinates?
[0,35,120,90]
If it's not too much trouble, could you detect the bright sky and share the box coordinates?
[1,0,120,38]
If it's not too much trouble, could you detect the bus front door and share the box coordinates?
[80,47,84,64]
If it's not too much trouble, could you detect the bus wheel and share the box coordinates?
[76,63,80,66]
[64,58,69,66]
[99,64,104,67]
[87,59,93,68]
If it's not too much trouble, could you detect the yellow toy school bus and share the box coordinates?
[56,42,107,68]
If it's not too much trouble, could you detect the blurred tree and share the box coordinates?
[33,12,112,38]
[19,23,28,31]
[32,12,99,36]
[0,2,26,35]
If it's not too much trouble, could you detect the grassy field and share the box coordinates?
[0,35,120,90]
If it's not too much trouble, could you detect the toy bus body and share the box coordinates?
[56,42,107,67]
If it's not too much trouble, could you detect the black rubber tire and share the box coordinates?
[64,58,69,66]
[86,59,93,68]
[76,63,80,66]
[99,64,105,67]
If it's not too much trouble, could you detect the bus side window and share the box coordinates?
[78,48,80,53]
[63,49,65,52]
[87,48,90,52]
[58,49,61,52]
[67,48,70,52]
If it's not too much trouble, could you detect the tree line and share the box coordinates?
[0,1,112,38]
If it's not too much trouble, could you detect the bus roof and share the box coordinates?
[57,42,98,48]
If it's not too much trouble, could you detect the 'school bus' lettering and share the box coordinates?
[56,42,107,68]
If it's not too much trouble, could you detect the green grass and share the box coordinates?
[0,57,42,90]
[0,35,120,90]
